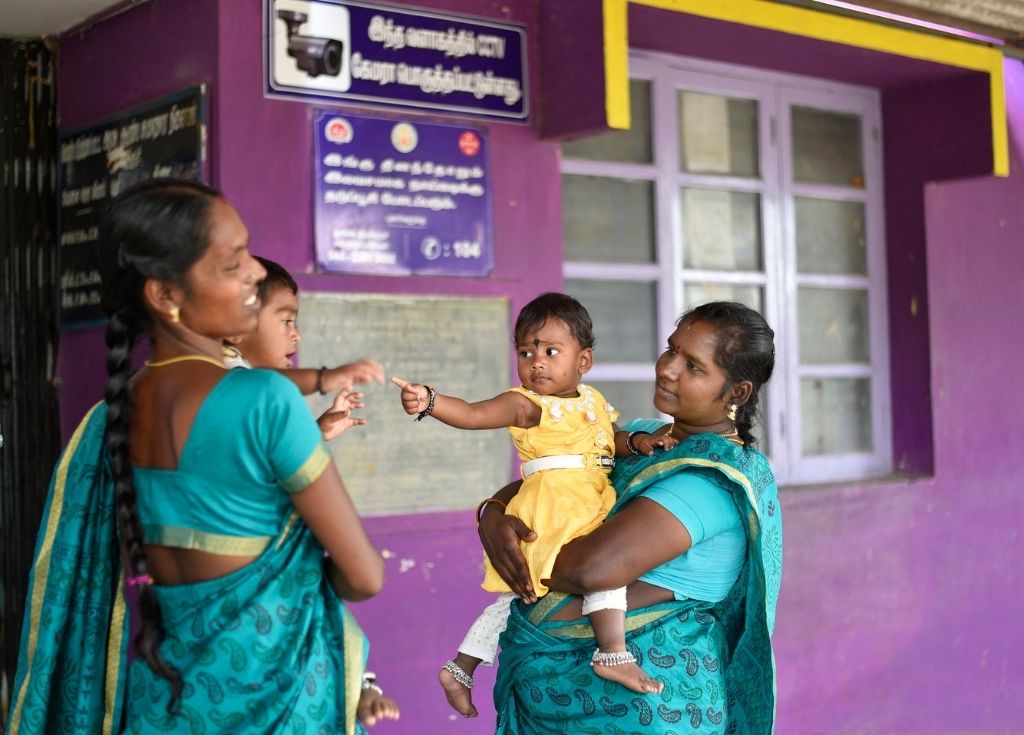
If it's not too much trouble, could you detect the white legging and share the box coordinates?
[458,586,627,665]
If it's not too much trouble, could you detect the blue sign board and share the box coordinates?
[266,0,528,121]
[314,111,493,276]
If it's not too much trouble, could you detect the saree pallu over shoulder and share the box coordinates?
[124,513,369,735]
[495,433,782,735]
[6,402,129,735]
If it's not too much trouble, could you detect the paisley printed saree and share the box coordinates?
[494,433,782,734]
[5,403,370,735]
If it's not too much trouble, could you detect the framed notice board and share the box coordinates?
[298,292,512,515]
[58,86,207,330]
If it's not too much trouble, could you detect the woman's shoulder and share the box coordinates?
[213,368,305,408]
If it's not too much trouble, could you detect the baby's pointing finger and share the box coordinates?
[390,376,410,390]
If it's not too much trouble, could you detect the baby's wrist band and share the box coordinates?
[625,431,650,456]
[414,385,436,421]
[315,366,327,395]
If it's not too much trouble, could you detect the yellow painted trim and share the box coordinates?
[9,402,102,733]
[602,0,1008,176]
[102,573,126,735]
[603,0,631,130]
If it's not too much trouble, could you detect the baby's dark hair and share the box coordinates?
[678,301,775,447]
[255,256,297,301]
[99,177,223,712]
[514,292,595,349]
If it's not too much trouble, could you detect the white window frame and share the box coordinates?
[563,52,892,485]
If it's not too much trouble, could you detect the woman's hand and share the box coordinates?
[478,485,538,603]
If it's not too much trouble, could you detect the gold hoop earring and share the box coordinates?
[727,403,737,422]
[169,306,180,323]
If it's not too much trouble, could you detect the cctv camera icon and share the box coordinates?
[278,9,344,78]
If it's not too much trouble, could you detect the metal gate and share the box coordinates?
[0,38,61,722]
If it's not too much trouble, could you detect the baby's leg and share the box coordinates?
[439,592,516,717]
[585,588,663,694]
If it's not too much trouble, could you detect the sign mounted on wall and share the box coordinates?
[265,0,528,121]
[57,86,206,330]
[313,110,493,277]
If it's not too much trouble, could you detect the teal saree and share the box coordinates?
[5,403,370,735]
[495,433,782,734]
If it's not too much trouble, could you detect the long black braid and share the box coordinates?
[678,301,775,448]
[99,178,222,712]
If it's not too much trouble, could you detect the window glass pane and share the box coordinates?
[678,91,759,177]
[791,106,864,187]
[563,79,652,164]
[795,197,866,275]
[798,287,869,364]
[563,175,655,263]
[682,189,762,271]
[565,278,658,363]
[683,283,763,315]
[801,378,873,454]
[588,380,658,426]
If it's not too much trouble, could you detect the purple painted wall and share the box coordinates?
[776,60,1024,733]
[52,1,1024,732]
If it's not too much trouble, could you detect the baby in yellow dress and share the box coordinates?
[393,292,675,718]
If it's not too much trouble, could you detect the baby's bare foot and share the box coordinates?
[592,651,664,694]
[439,664,478,718]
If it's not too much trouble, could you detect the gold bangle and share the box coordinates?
[475,497,507,525]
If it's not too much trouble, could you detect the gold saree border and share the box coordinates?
[341,605,366,735]
[142,523,271,556]
[9,402,102,733]
[102,573,126,735]
[281,444,331,493]
[546,607,678,639]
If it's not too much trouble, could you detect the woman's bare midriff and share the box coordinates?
[144,545,258,586]
[547,580,675,621]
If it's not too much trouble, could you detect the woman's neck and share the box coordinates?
[149,328,224,362]
[666,419,735,442]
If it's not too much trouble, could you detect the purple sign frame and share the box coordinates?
[314,110,493,277]
[266,0,528,121]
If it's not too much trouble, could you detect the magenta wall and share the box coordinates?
[53,1,1024,732]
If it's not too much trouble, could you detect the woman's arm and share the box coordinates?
[476,480,539,602]
[547,497,693,595]
[290,463,384,600]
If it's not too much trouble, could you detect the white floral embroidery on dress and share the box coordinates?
[585,411,597,424]
[549,401,564,421]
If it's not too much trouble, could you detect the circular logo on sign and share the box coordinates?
[391,123,418,153]
[458,131,480,156]
[421,236,441,261]
[325,118,353,144]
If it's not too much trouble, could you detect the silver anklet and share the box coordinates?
[443,660,474,689]
[591,649,637,667]
[361,671,383,696]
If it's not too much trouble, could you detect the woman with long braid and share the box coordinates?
[6,179,388,734]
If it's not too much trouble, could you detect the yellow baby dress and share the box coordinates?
[481,383,620,596]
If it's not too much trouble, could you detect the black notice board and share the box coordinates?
[58,86,207,330]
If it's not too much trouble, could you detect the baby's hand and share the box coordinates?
[390,376,429,416]
[324,359,385,393]
[633,432,678,456]
[318,389,367,441]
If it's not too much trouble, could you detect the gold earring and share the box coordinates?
[727,403,737,422]
[169,306,180,323]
